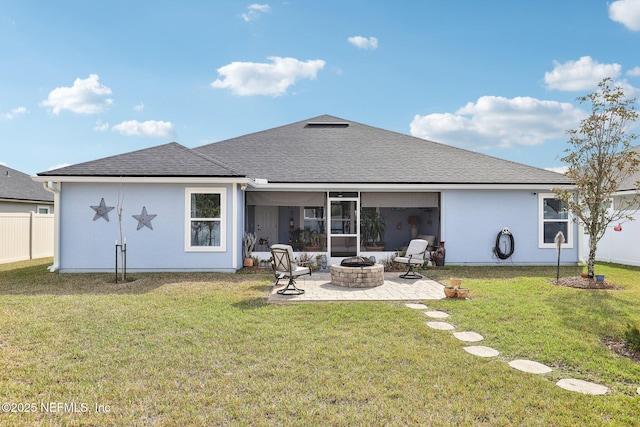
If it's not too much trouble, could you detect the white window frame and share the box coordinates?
[185,187,226,252]
[538,193,573,249]
[37,205,51,214]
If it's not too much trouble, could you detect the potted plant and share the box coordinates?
[243,232,256,267]
[316,253,328,271]
[444,277,459,298]
[289,228,305,251]
[361,209,386,251]
[304,228,322,251]
[456,287,470,299]
[444,278,469,299]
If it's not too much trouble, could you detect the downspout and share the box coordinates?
[233,182,240,269]
[43,181,60,272]
[439,190,446,245]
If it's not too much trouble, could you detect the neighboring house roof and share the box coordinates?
[195,115,571,185]
[617,145,640,192]
[38,115,571,186]
[1,165,53,203]
[38,142,243,178]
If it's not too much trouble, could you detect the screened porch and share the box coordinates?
[245,191,441,263]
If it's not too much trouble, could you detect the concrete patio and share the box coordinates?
[268,272,445,302]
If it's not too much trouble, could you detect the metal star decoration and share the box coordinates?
[90,197,115,222]
[132,206,157,230]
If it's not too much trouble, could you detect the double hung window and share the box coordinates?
[185,188,226,251]
[539,193,572,248]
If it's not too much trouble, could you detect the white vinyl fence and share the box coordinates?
[582,216,640,267]
[0,213,54,264]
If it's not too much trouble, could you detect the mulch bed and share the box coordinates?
[552,276,621,290]
[602,338,640,364]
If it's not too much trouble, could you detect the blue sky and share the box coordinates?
[1,0,639,175]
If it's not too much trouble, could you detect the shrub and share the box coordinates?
[379,254,396,272]
[624,324,640,352]
[297,252,315,268]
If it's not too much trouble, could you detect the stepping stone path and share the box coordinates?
[508,359,553,374]
[556,379,608,395]
[463,346,500,358]
[405,303,428,310]
[426,321,455,331]
[453,331,483,342]
[407,302,629,395]
[424,310,449,319]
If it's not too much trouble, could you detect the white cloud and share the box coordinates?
[545,166,569,174]
[347,36,378,50]
[112,120,175,137]
[1,106,28,120]
[211,56,326,96]
[410,96,586,150]
[40,74,113,115]
[609,0,640,31]
[242,3,270,21]
[615,79,640,99]
[544,56,622,91]
[627,66,640,77]
[134,102,144,112]
[94,120,110,132]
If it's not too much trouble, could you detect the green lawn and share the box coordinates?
[1,259,639,426]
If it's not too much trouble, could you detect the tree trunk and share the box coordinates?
[587,238,598,278]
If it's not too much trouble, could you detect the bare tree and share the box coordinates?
[555,77,640,278]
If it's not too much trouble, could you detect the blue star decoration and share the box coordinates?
[132,206,157,230]
[90,198,115,222]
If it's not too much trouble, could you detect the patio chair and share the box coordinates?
[270,244,311,295]
[395,239,429,279]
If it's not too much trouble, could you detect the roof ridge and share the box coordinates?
[170,142,243,176]
[342,116,568,178]
[37,141,245,178]
[417,137,567,177]
[38,142,184,175]
[195,114,346,151]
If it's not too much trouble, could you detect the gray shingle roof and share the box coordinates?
[195,115,572,185]
[38,142,242,178]
[36,115,572,186]
[617,145,640,192]
[1,166,54,203]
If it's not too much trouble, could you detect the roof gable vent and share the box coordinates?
[306,122,349,128]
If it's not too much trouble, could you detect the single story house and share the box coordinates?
[1,165,53,213]
[34,115,577,273]
[582,145,640,266]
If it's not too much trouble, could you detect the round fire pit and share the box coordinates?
[330,263,384,288]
